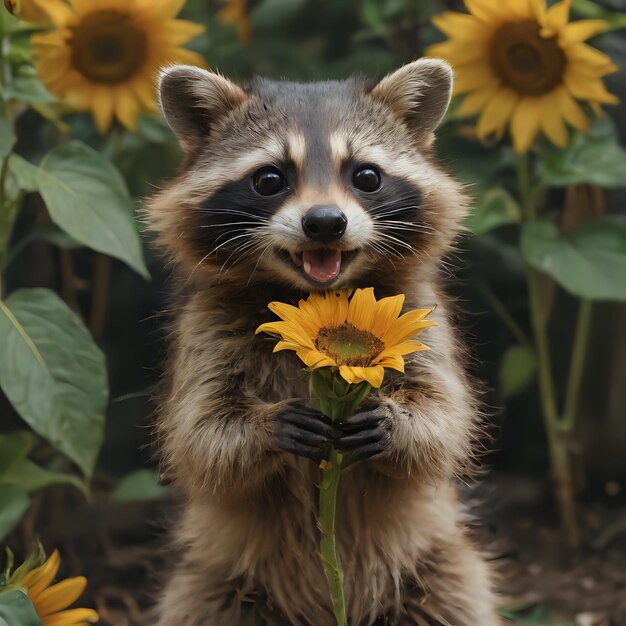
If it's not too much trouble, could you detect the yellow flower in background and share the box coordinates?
[31,0,205,134]
[256,288,435,388]
[21,550,98,625]
[427,0,619,153]
[4,0,66,22]
[217,0,252,43]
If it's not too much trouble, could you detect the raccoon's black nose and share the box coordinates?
[302,205,347,243]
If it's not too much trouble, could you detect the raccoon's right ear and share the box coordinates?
[370,58,453,143]
[158,65,247,152]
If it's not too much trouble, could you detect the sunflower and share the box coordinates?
[216,0,252,44]
[31,0,205,133]
[256,288,435,388]
[6,0,67,22]
[427,0,619,153]
[18,550,98,626]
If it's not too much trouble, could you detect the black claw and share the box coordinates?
[341,442,385,468]
[275,402,339,463]
[277,436,324,463]
[335,426,386,451]
[338,407,385,431]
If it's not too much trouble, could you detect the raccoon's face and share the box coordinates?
[149,60,467,291]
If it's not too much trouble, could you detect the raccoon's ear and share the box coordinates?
[158,65,247,152]
[370,58,453,141]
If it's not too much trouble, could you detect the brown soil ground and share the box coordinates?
[12,473,626,626]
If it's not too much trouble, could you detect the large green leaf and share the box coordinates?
[0,119,14,160]
[0,289,108,475]
[112,469,170,502]
[8,155,39,193]
[539,119,626,188]
[37,141,148,278]
[0,485,29,541]
[1,459,86,495]
[0,432,33,476]
[467,187,521,235]
[2,76,55,104]
[521,220,626,301]
[0,589,42,626]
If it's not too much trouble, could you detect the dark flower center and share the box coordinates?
[315,323,384,367]
[71,10,147,84]
[490,20,566,96]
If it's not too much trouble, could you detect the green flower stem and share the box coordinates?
[310,369,372,626]
[517,153,580,547]
[561,298,593,433]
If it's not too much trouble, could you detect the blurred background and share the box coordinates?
[1,0,625,625]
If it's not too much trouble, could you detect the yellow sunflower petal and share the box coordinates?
[166,20,205,45]
[464,0,507,22]
[382,310,435,347]
[377,340,429,361]
[432,12,487,41]
[23,551,61,598]
[564,68,619,104]
[566,42,618,72]
[510,97,543,153]
[370,294,405,339]
[346,287,377,331]
[114,88,141,131]
[545,0,571,30]
[90,90,115,134]
[476,88,519,140]
[454,62,497,94]
[374,351,405,373]
[296,348,336,368]
[34,577,87,617]
[553,86,589,131]
[339,365,384,388]
[42,608,99,626]
[457,83,500,117]
[540,92,569,147]
[560,19,608,44]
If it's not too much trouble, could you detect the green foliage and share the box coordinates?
[540,119,626,188]
[500,345,537,398]
[0,290,108,476]
[36,141,148,278]
[112,469,170,502]
[522,220,626,301]
[0,486,29,541]
[0,589,42,626]
[467,187,521,235]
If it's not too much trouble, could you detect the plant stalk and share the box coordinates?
[517,153,580,547]
[310,370,371,626]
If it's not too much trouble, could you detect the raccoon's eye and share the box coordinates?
[352,166,381,193]
[253,166,285,196]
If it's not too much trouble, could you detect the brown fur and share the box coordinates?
[147,60,501,625]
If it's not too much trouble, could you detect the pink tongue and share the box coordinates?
[302,249,342,283]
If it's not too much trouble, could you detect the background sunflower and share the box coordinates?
[31,0,205,132]
[427,0,619,152]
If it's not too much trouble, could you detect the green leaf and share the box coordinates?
[467,187,521,235]
[112,469,169,502]
[0,485,29,541]
[0,119,14,160]
[539,118,626,188]
[0,289,108,475]
[8,155,39,193]
[0,432,34,476]
[0,589,43,626]
[571,0,626,30]
[2,76,55,104]
[499,345,537,398]
[36,141,149,278]
[1,459,86,495]
[521,219,626,301]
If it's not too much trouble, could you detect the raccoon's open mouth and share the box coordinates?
[278,248,358,284]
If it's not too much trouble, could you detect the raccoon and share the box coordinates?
[147,59,500,626]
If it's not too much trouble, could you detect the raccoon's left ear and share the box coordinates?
[370,58,453,141]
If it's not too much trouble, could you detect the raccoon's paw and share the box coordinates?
[275,402,341,464]
[335,401,390,468]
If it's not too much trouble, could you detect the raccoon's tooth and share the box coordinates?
[303,259,312,275]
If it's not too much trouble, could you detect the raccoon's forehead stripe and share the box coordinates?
[287,132,307,170]
[328,132,349,165]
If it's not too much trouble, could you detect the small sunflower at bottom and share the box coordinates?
[2,547,98,626]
